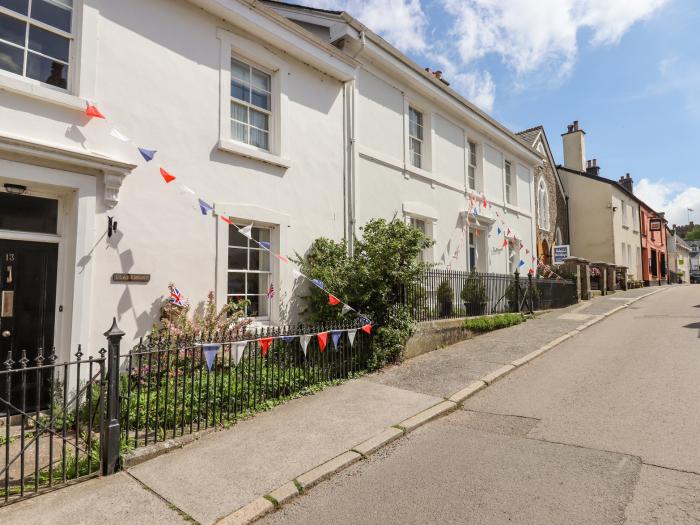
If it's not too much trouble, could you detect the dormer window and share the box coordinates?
[0,0,74,90]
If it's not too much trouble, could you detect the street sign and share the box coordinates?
[552,245,570,265]
[649,218,662,231]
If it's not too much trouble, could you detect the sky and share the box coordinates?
[303,0,700,227]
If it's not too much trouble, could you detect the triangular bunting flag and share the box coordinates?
[361,323,372,334]
[202,344,220,372]
[232,342,246,365]
[525,249,530,255]
[281,336,295,343]
[341,304,353,315]
[529,268,535,275]
[85,104,105,119]
[239,224,253,239]
[179,184,196,195]
[311,279,324,290]
[482,196,487,208]
[259,337,273,357]
[502,238,508,248]
[260,241,271,249]
[518,259,525,267]
[159,167,176,183]
[220,215,233,225]
[198,198,213,215]
[274,253,289,263]
[138,147,156,162]
[347,329,357,347]
[317,332,328,352]
[328,294,340,306]
[331,330,342,351]
[507,228,511,235]
[110,128,129,142]
[299,335,311,356]
[293,268,303,279]
[497,227,501,235]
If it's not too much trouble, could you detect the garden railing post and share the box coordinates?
[103,317,124,476]
[527,271,534,314]
[513,270,520,313]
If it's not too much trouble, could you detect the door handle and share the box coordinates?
[1,330,10,338]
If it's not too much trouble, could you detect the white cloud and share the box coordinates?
[441,0,667,77]
[635,178,700,226]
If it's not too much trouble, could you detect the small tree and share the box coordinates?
[436,280,454,317]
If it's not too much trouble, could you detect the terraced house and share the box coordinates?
[0,0,541,365]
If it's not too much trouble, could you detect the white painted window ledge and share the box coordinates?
[0,71,87,111]
[217,139,291,169]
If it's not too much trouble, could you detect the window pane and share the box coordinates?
[0,12,26,46]
[0,40,24,74]
[31,0,72,32]
[231,121,248,143]
[0,193,58,234]
[247,272,267,295]
[249,249,270,271]
[231,80,250,103]
[229,225,247,247]
[231,57,249,82]
[253,227,270,243]
[249,109,268,131]
[28,25,69,62]
[250,127,268,150]
[251,68,270,91]
[247,295,260,317]
[228,248,247,270]
[250,88,270,110]
[0,0,29,15]
[26,52,67,88]
[227,272,245,294]
[231,102,248,123]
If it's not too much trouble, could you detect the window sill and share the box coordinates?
[218,139,290,169]
[0,71,87,111]
[622,225,630,230]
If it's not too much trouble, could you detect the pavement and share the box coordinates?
[0,286,674,524]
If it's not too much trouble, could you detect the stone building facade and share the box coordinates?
[517,126,570,266]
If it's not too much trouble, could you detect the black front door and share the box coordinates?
[0,240,58,410]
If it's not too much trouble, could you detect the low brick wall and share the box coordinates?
[405,318,475,359]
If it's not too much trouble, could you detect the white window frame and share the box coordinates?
[217,28,290,169]
[537,177,550,231]
[504,160,515,205]
[230,57,273,152]
[467,140,478,191]
[405,213,433,263]
[408,106,424,169]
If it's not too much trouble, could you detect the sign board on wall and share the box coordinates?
[112,273,151,283]
[552,245,570,265]
[649,218,662,231]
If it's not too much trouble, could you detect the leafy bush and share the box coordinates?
[461,272,486,304]
[436,280,454,317]
[293,218,433,368]
[463,313,525,332]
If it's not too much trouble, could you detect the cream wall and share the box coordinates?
[0,0,349,355]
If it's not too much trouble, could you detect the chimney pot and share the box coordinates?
[573,120,579,131]
[593,158,597,167]
[434,70,442,79]
[567,124,574,133]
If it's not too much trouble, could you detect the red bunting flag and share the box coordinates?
[328,294,340,306]
[220,215,233,225]
[259,337,273,357]
[506,228,511,235]
[317,332,328,352]
[502,238,508,248]
[85,104,106,119]
[159,168,176,183]
[361,323,372,334]
[482,196,487,208]
[528,268,535,275]
[274,253,289,263]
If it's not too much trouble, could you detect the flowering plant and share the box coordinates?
[590,267,601,277]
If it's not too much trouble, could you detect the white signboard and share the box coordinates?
[552,245,570,265]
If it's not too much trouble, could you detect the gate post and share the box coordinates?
[513,270,520,313]
[103,317,124,475]
[527,271,534,314]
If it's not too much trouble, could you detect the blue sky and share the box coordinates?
[309,0,699,226]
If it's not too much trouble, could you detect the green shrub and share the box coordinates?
[436,280,454,317]
[463,313,525,332]
[293,218,433,368]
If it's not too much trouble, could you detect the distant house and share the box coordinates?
[667,228,692,283]
[516,126,570,266]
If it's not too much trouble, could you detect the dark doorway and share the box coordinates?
[0,239,58,411]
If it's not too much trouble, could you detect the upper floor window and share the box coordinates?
[231,56,272,151]
[408,106,423,169]
[632,208,639,231]
[621,202,629,227]
[0,0,73,90]
[468,141,477,190]
[537,178,550,231]
[505,161,514,205]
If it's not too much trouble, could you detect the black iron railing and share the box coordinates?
[1,348,105,506]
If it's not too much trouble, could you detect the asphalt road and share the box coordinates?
[261,285,700,525]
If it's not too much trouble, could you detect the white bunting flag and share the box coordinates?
[110,128,130,142]
[299,335,311,356]
[347,329,357,347]
[341,304,353,315]
[293,268,303,279]
[239,224,253,239]
[232,341,247,365]
[179,184,196,196]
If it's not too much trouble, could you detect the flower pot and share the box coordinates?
[464,301,486,316]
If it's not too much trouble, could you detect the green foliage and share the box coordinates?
[463,313,525,332]
[684,225,700,240]
[293,218,433,368]
[460,272,487,304]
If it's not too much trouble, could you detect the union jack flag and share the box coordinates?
[266,283,275,299]
[168,284,185,306]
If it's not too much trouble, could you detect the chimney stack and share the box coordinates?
[586,158,600,177]
[562,120,586,172]
[618,173,634,194]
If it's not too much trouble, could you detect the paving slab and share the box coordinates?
[0,472,186,525]
[128,378,440,525]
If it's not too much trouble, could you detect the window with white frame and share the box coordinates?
[468,141,477,190]
[537,178,550,231]
[0,0,74,90]
[407,215,428,261]
[231,56,272,151]
[227,224,272,318]
[408,106,423,169]
[627,244,632,268]
[505,161,514,205]
[621,201,630,227]
[632,207,639,231]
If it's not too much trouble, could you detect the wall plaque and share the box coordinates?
[112,273,151,283]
